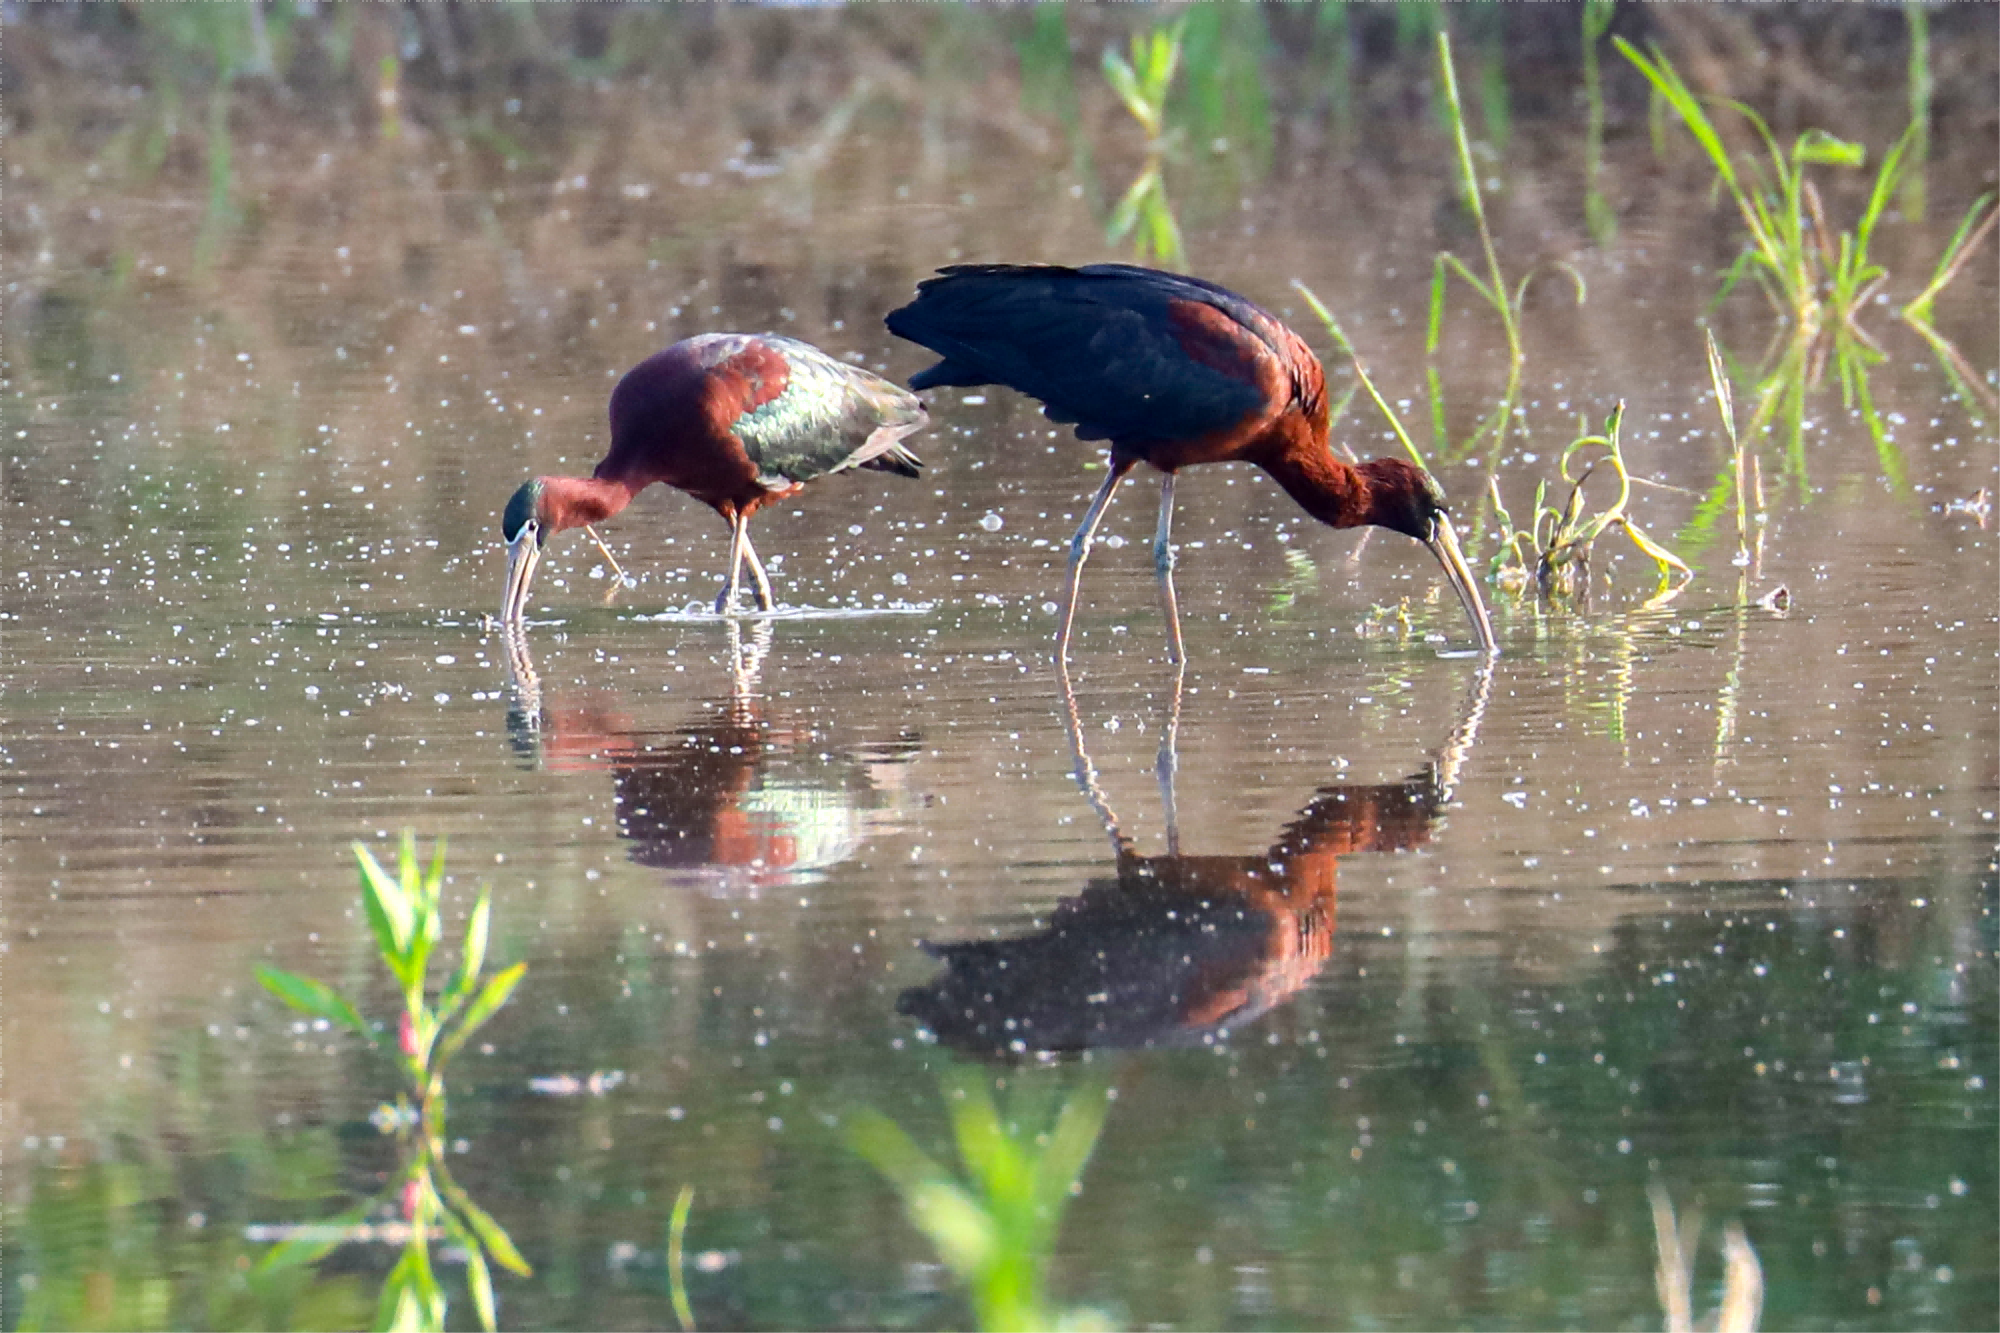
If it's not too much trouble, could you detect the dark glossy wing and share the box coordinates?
[886,263,1275,446]
[702,334,926,485]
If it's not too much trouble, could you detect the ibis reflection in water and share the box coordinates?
[900,663,1490,1058]
[499,624,919,892]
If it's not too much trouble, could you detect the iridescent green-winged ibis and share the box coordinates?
[501,334,926,625]
[885,263,1498,660]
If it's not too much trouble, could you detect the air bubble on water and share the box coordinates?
[979,512,1003,532]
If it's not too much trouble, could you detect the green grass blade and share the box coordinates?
[1438,251,1501,318]
[1292,282,1429,470]
[1903,1,1931,221]
[1904,191,1996,320]
[1100,50,1152,134]
[256,966,378,1046]
[669,1185,696,1332]
[1426,255,1448,354]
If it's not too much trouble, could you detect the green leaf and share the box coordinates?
[1106,170,1152,244]
[1100,50,1152,134]
[457,962,525,1045]
[942,1071,1019,1201]
[376,1244,442,1333]
[441,888,492,1018]
[253,1201,373,1275]
[1618,519,1692,578]
[446,1179,534,1277]
[256,966,378,1045]
[464,1243,497,1333]
[354,842,414,964]
[902,1178,999,1280]
[848,1106,949,1196]
[1793,128,1865,169]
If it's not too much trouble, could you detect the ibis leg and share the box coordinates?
[1153,473,1184,665]
[717,512,749,616]
[1155,658,1186,857]
[740,530,776,612]
[1056,457,1138,662]
[1056,653,1134,861]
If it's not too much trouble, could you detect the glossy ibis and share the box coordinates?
[498,623,918,890]
[886,263,1498,659]
[897,664,1489,1056]
[501,334,927,625]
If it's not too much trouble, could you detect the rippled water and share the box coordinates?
[6,11,1997,1330]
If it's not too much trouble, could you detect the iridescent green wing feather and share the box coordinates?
[732,336,926,486]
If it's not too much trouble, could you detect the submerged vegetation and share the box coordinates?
[849,1066,1114,1332]
[256,835,530,1332]
[1486,404,1693,604]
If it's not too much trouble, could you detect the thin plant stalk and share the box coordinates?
[1291,282,1429,471]
[1705,330,1750,571]
[1434,27,1521,383]
[668,1185,696,1332]
[1902,192,1997,327]
[1902,0,1930,223]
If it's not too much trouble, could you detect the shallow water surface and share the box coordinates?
[5,12,1997,1329]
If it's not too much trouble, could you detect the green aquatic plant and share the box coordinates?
[1291,281,1429,473]
[256,834,530,1333]
[1616,37,1901,342]
[1430,27,1521,386]
[1901,1,1931,224]
[848,1064,1115,1332]
[1489,404,1691,603]
[1704,330,1760,576]
[1901,191,1998,331]
[1102,14,1188,268]
[1428,28,1582,461]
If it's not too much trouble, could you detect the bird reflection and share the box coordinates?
[499,623,917,891]
[899,663,1489,1057]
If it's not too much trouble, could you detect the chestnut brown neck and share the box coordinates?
[538,474,640,535]
[1255,421,1371,529]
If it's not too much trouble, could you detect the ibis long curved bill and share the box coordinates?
[1423,513,1498,657]
[501,524,543,627]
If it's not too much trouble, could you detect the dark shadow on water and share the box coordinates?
[900,666,1491,1058]
[500,623,919,891]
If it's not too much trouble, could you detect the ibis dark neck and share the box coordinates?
[542,474,641,535]
[1258,428,1372,530]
